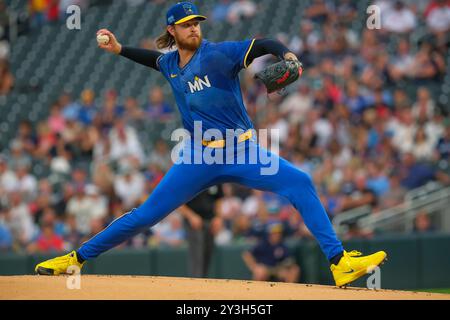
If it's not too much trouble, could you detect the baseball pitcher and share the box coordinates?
[36,2,387,287]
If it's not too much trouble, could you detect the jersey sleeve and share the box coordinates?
[119,47,162,71]
[216,39,256,76]
[156,53,169,78]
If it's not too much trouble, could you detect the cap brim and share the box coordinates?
[174,15,207,25]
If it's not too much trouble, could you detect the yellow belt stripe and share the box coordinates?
[202,129,253,148]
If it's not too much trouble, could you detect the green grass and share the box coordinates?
[415,288,450,294]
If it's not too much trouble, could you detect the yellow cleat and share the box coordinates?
[35,250,85,276]
[331,250,387,287]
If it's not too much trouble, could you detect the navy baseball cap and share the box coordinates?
[166,2,207,26]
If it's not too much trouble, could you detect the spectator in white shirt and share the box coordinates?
[216,183,242,226]
[8,191,36,247]
[15,164,38,201]
[50,143,72,176]
[66,184,107,236]
[288,20,321,56]
[306,108,333,149]
[389,38,415,80]
[109,118,145,166]
[279,83,313,125]
[412,127,435,162]
[227,0,257,24]
[391,108,416,154]
[412,87,436,121]
[241,189,266,218]
[383,1,417,33]
[0,156,17,194]
[85,184,108,222]
[424,0,450,34]
[113,164,145,210]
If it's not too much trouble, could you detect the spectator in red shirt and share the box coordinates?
[424,0,450,34]
[0,59,14,95]
[323,75,342,107]
[46,0,59,23]
[36,122,57,159]
[28,222,64,253]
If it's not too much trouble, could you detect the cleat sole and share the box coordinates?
[36,266,55,276]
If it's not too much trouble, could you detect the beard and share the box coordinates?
[175,33,202,51]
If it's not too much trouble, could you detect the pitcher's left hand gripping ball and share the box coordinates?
[254,59,303,93]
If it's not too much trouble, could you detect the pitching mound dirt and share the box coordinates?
[1,275,449,300]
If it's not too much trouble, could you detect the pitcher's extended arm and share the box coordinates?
[96,28,162,71]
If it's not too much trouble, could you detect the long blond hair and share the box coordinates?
[156,29,176,50]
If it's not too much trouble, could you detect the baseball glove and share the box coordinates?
[254,59,303,93]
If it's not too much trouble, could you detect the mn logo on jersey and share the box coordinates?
[188,75,211,93]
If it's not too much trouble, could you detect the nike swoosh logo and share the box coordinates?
[170,74,177,78]
[342,269,355,274]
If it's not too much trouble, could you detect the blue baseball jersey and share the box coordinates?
[77,39,345,263]
[157,39,256,135]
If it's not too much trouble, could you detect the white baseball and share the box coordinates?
[97,34,110,45]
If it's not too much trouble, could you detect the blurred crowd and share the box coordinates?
[0,0,449,254]
[0,0,13,95]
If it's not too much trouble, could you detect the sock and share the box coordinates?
[75,251,85,264]
[329,251,344,266]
